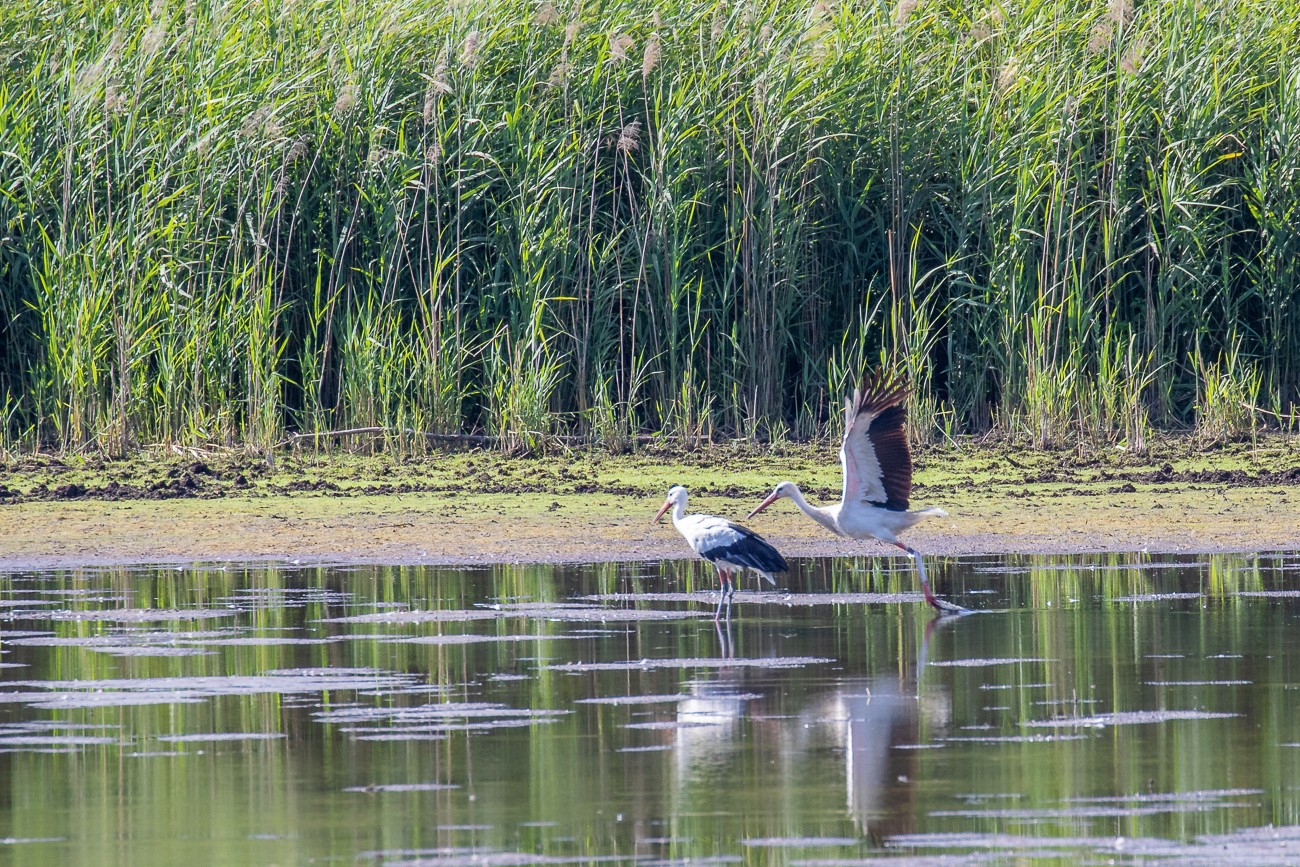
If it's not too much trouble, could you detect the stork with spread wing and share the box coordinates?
[747,368,962,613]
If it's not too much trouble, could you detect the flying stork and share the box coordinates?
[746,368,962,614]
[653,486,789,621]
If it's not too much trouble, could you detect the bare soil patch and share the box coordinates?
[0,437,1297,568]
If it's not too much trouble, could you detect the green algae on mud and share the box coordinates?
[1,436,1299,567]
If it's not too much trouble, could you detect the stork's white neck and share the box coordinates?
[669,499,688,527]
[784,484,842,536]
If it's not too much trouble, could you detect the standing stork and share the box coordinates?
[653,486,788,621]
[746,368,963,614]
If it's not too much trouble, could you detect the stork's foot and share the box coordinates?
[924,590,971,616]
[904,545,971,615]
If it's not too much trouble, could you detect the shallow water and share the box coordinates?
[1,553,1300,865]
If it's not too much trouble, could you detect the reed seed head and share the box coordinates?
[546,61,570,88]
[460,31,480,69]
[287,136,310,163]
[894,0,921,27]
[1120,38,1144,73]
[712,3,727,43]
[141,19,169,58]
[996,55,1019,92]
[617,119,641,153]
[759,21,773,43]
[333,83,359,118]
[74,61,106,103]
[1087,20,1113,53]
[366,146,395,170]
[652,11,662,28]
[564,21,582,48]
[641,34,661,78]
[535,1,560,26]
[238,104,280,140]
[1107,0,1134,25]
[431,64,452,96]
[425,66,453,122]
[427,141,443,165]
[104,81,127,115]
[609,31,634,62]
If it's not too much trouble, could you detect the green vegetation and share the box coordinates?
[1,0,1298,457]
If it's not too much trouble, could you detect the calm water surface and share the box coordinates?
[2,553,1300,866]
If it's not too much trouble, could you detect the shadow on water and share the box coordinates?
[0,552,1299,864]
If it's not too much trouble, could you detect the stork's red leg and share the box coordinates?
[897,544,967,614]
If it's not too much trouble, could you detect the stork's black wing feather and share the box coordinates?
[840,368,912,511]
[699,522,788,577]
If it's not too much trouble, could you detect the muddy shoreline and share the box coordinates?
[1,437,1297,569]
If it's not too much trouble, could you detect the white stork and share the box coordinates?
[653,485,788,621]
[746,368,962,614]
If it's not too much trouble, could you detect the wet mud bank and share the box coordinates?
[1,437,1298,568]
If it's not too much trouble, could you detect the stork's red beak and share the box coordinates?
[746,492,780,520]
[652,500,672,524]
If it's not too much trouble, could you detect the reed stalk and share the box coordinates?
[1,0,1297,453]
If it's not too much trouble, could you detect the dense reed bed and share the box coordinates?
[1,0,1297,455]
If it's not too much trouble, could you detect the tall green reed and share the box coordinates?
[2,0,1299,454]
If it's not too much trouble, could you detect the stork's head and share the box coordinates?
[652,485,688,524]
[746,481,797,519]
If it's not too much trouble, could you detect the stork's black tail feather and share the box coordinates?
[702,523,787,581]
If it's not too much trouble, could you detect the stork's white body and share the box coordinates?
[669,510,780,586]
[773,486,945,547]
